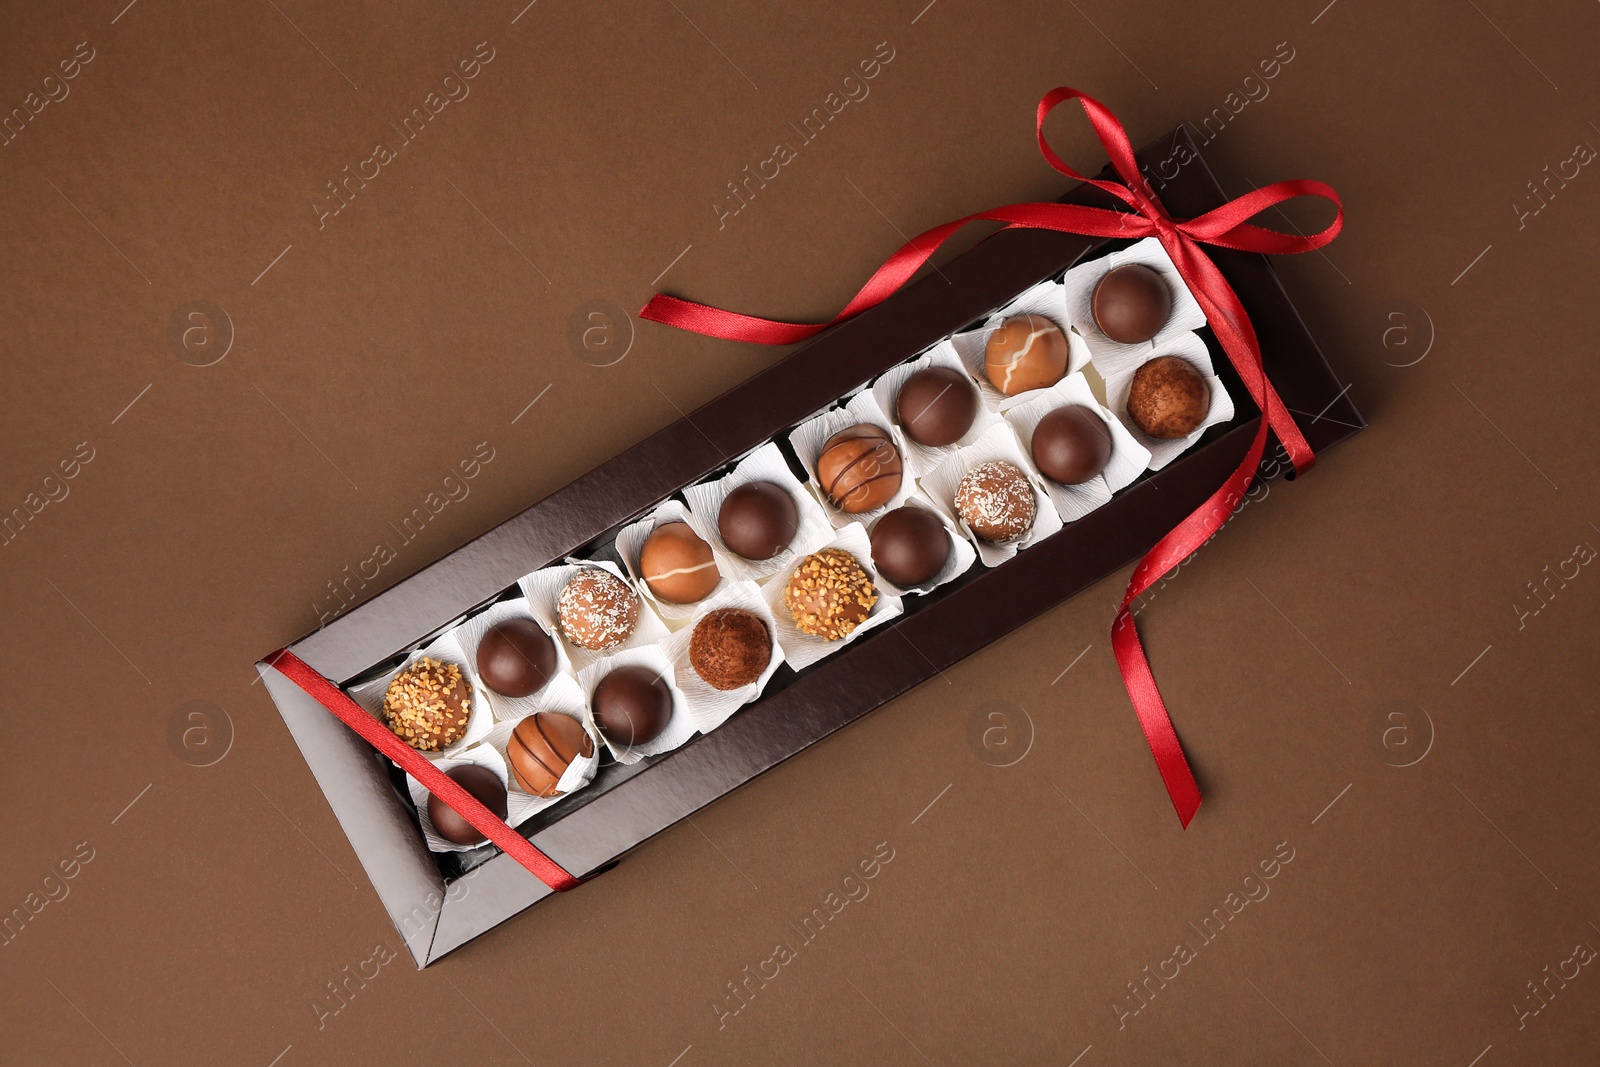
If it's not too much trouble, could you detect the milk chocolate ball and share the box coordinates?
[870,505,951,588]
[1031,405,1113,485]
[476,618,557,698]
[717,481,799,561]
[1126,356,1210,439]
[507,712,593,797]
[954,460,1036,544]
[895,366,978,447]
[1092,264,1172,344]
[591,665,673,747]
[426,764,507,846]
[816,424,902,514]
[639,522,720,604]
[984,314,1069,396]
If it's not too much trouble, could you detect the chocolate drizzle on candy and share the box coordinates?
[382,656,472,751]
[816,424,903,514]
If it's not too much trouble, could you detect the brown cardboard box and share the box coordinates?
[5,2,1600,1064]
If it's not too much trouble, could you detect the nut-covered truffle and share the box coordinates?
[816,424,903,514]
[1126,355,1210,439]
[557,569,639,651]
[984,314,1069,396]
[954,460,1037,544]
[506,711,593,797]
[425,764,507,845]
[896,366,978,447]
[639,521,720,604]
[783,548,878,641]
[1092,263,1173,344]
[717,481,799,561]
[688,608,772,691]
[382,656,472,751]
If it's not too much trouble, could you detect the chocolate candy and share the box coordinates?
[1092,264,1172,344]
[718,481,799,561]
[506,712,593,797]
[954,460,1036,544]
[816,424,903,514]
[869,505,951,588]
[426,764,507,845]
[1031,404,1112,485]
[688,608,772,691]
[476,618,557,698]
[591,665,673,747]
[639,521,720,604]
[895,366,978,447]
[784,548,877,640]
[1126,355,1210,439]
[557,569,639,651]
[984,315,1069,396]
[382,657,472,751]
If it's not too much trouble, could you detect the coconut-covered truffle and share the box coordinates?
[382,656,472,751]
[688,608,772,691]
[1126,355,1210,439]
[954,460,1037,544]
[783,548,878,641]
[557,569,639,651]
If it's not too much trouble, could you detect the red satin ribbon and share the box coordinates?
[640,88,1342,827]
[266,649,581,891]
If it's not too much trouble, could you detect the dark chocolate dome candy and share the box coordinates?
[1030,405,1113,485]
[476,617,557,698]
[426,764,507,846]
[1092,263,1173,344]
[870,505,951,588]
[717,481,799,561]
[895,366,978,447]
[591,665,673,747]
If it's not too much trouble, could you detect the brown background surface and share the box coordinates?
[2,1,1597,1064]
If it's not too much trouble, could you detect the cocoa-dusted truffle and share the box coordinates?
[816,424,902,514]
[639,522,720,604]
[506,711,593,797]
[426,764,507,846]
[784,548,878,641]
[557,569,639,651]
[688,608,772,691]
[718,481,799,561]
[476,617,557,698]
[1031,404,1112,485]
[382,657,472,751]
[1092,263,1172,344]
[591,665,673,747]
[869,505,950,588]
[1126,355,1210,439]
[984,314,1069,396]
[954,460,1036,544]
[896,366,978,447]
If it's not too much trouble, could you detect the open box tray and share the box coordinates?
[258,125,1363,966]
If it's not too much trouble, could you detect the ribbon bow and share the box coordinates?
[642,87,1342,827]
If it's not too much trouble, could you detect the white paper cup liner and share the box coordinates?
[947,278,1093,411]
[789,390,918,530]
[576,642,696,764]
[481,680,601,812]
[1003,373,1144,522]
[920,422,1065,567]
[862,494,977,598]
[1103,331,1236,472]
[759,522,903,671]
[1063,236,1208,379]
[661,580,786,733]
[404,743,524,855]
[681,441,834,584]
[615,499,733,626]
[450,596,576,721]
[517,560,670,674]
[347,628,494,761]
[869,340,1003,479]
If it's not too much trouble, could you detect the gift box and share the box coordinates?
[257,124,1362,966]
